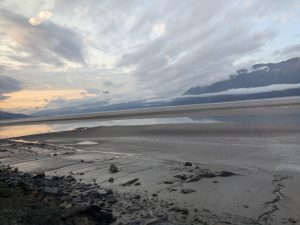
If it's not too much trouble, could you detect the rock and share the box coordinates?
[146,220,174,225]
[122,178,139,186]
[109,164,119,173]
[30,191,40,198]
[44,187,59,194]
[243,204,249,208]
[134,194,141,199]
[134,182,141,186]
[0,188,11,197]
[108,177,114,183]
[97,189,108,196]
[164,181,173,184]
[170,207,189,215]
[81,159,94,163]
[184,162,192,166]
[186,174,202,182]
[168,188,177,192]
[174,174,188,180]
[288,218,297,223]
[32,172,45,179]
[79,205,114,223]
[106,195,117,204]
[218,171,235,177]
[201,172,216,178]
[181,189,196,194]
[59,202,73,208]
[213,180,219,183]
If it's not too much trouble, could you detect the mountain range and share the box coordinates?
[184,57,300,95]
[0,111,30,120]
[27,57,300,116]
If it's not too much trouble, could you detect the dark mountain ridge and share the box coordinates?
[0,111,30,120]
[32,57,300,116]
[184,57,300,95]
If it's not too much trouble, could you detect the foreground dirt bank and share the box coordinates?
[0,135,299,225]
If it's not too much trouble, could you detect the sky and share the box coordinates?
[0,0,299,114]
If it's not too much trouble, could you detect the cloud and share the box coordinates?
[273,43,300,59]
[146,83,300,103]
[29,10,53,26]
[0,0,298,113]
[152,23,165,37]
[0,89,95,112]
[118,0,277,97]
[0,9,86,67]
[0,75,22,100]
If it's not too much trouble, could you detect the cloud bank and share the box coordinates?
[0,0,299,113]
[0,76,22,100]
[0,9,86,67]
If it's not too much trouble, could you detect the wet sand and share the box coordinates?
[1,121,300,225]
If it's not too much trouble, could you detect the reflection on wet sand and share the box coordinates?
[0,117,218,139]
[0,124,52,139]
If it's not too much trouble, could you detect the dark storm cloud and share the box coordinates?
[0,75,22,100]
[0,9,86,67]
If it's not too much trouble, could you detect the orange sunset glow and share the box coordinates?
[0,89,95,112]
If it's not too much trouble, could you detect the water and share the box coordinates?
[1,111,299,139]
[0,117,218,139]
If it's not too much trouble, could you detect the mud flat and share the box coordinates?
[0,121,300,225]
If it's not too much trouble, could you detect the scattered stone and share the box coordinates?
[81,159,94,163]
[0,165,117,225]
[186,174,202,183]
[134,194,141,199]
[181,189,196,194]
[170,207,189,215]
[97,189,109,196]
[134,182,141,186]
[213,180,219,183]
[32,172,45,179]
[243,204,249,208]
[174,174,188,180]
[109,164,119,173]
[185,170,236,183]
[164,181,173,184]
[220,221,232,224]
[78,205,114,223]
[184,162,193,166]
[30,191,40,198]
[288,218,297,223]
[0,188,11,197]
[218,171,235,177]
[108,177,114,183]
[122,178,139,187]
[44,187,59,194]
[106,195,117,204]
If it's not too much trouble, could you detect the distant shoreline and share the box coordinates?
[1,96,300,126]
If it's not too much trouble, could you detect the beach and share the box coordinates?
[0,99,300,225]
